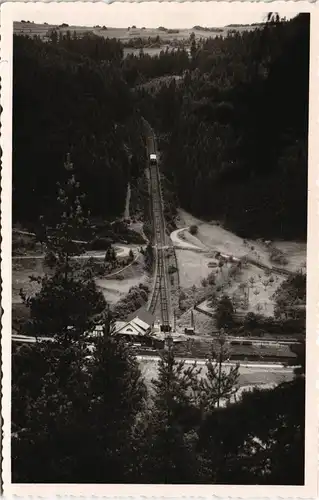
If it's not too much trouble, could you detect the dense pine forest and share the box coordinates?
[14,14,309,239]
[13,34,146,224]
[138,14,309,239]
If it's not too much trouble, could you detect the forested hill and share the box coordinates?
[14,15,309,239]
[138,14,310,240]
[13,35,146,225]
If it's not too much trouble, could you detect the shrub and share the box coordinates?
[113,284,149,319]
[12,234,37,254]
[91,237,112,250]
[179,290,186,301]
[115,274,125,281]
[143,221,153,240]
[124,229,145,245]
[269,247,289,265]
[244,312,259,329]
[215,295,234,330]
[168,264,178,274]
[207,273,216,286]
[189,225,198,235]
[228,263,241,279]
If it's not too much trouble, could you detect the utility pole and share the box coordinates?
[216,349,222,409]
[216,328,226,408]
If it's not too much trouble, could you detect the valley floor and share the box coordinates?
[172,209,306,335]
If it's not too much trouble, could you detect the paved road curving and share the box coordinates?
[170,228,207,251]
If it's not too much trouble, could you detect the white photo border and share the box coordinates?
[1,2,318,497]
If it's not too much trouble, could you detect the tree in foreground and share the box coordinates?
[136,348,203,483]
[198,331,239,411]
[84,317,147,483]
[12,339,92,482]
[12,313,147,483]
[21,155,106,343]
[197,377,305,485]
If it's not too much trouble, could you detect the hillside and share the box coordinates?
[13,34,146,226]
[137,14,310,240]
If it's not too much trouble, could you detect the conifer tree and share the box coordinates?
[136,348,202,483]
[70,314,147,482]
[21,155,106,343]
[13,285,146,483]
[12,339,92,482]
[198,330,239,411]
[41,153,90,268]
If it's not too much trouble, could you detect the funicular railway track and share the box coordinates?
[144,123,171,331]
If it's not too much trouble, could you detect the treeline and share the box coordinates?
[137,14,310,239]
[123,48,189,85]
[48,30,124,62]
[13,34,146,226]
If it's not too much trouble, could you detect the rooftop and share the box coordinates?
[127,306,155,326]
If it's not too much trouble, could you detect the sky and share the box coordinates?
[10,2,308,29]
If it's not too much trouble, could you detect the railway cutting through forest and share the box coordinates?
[143,119,174,338]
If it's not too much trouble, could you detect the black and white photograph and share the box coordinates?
[1,1,318,495]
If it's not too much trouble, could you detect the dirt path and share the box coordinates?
[123,182,131,219]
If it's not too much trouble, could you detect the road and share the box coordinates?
[12,246,136,260]
[170,228,208,251]
[137,354,292,370]
[137,354,294,390]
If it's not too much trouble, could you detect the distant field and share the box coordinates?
[13,22,259,54]
[14,22,95,40]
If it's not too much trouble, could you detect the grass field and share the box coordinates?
[12,250,148,307]
[177,209,306,275]
[175,249,215,288]
[96,255,150,305]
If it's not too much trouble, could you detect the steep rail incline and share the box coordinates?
[145,125,171,328]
